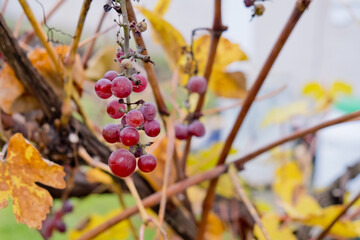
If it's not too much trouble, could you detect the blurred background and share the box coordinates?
[1,0,360,238]
[3,0,360,193]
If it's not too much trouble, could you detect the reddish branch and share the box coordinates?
[125,0,169,116]
[315,191,360,240]
[180,0,227,177]
[77,110,360,240]
[196,1,312,238]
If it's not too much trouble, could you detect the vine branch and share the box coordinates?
[197,1,312,237]
[77,110,360,240]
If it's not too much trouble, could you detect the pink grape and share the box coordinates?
[104,70,118,81]
[138,154,157,173]
[187,76,207,94]
[107,100,126,119]
[111,76,133,98]
[95,78,112,99]
[139,103,157,121]
[126,109,144,127]
[175,124,189,140]
[144,119,160,137]
[102,124,120,143]
[120,126,140,146]
[132,74,148,93]
[108,149,136,177]
[188,120,205,137]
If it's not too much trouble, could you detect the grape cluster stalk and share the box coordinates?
[95,1,159,178]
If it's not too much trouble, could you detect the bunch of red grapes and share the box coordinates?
[95,47,159,178]
[175,76,207,140]
[41,201,73,239]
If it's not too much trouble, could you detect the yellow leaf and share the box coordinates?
[139,7,187,69]
[261,100,308,127]
[209,71,247,99]
[0,46,85,114]
[303,205,360,238]
[69,209,130,240]
[205,212,226,240]
[86,168,113,185]
[0,133,66,229]
[254,213,296,240]
[153,0,171,16]
[187,142,239,197]
[302,82,326,100]
[330,80,352,100]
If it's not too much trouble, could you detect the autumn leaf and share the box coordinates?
[139,7,186,69]
[254,213,297,240]
[273,161,360,238]
[140,7,248,99]
[261,100,309,127]
[153,0,171,16]
[187,142,240,197]
[302,80,352,111]
[86,168,113,185]
[0,45,85,114]
[69,209,130,240]
[204,212,226,240]
[0,133,66,229]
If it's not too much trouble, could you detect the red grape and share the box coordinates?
[138,154,157,173]
[108,149,136,177]
[104,70,118,81]
[187,76,207,94]
[244,0,255,7]
[111,76,133,98]
[107,100,126,119]
[175,124,188,140]
[55,220,66,233]
[62,200,73,213]
[95,78,112,99]
[139,103,156,121]
[120,126,140,146]
[102,124,120,143]
[132,74,148,93]
[188,120,205,137]
[126,109,144,127]
[144,119,160,137]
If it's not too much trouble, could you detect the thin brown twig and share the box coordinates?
[1,0,9,15]
[13,12,24,38]
[228,164,271,240]
[76,110,360,240]
[197,1,312,238]
[82,9,107,68]
[180,0,227,183]
[78,23,117,48]
[125,0,170,116]
[61,0,92,125]
[202,85,286,116]
[18,0,63,73]
[23,0,67,44]
[157,116,175,236]
[315,191,360,240]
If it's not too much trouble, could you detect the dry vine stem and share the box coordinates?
[181,0,227,177]
[18,0,62,73]
[125,0,169,116]
[315,191,360,240]
[228,164,271,240]
[77,111,360,240]
[196,1,312,238]
[61,0,92,125]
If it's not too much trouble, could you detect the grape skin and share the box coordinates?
[187,76,207,94]
[139,103,157,121]
[188,120,205,137]
[102,124,121,143]
[138,154,157,173]
[175,124,189,140]
[132,74,148,93]
[120,126,140,146]
[108,149,136,177]
[126,109,144,127]
[107,100,126,119]
[95,78,112,99]
[144,119,161,137]
[111,76,133,98]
